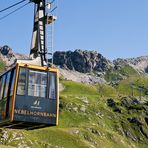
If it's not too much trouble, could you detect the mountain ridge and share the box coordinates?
[0,45,147,74]
[0,45,148,84]
[53,49,148,74]
[114,56,148,74]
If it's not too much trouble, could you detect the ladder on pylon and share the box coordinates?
[47,16,54,64]
[46,0,57,66]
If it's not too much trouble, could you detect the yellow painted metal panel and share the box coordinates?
[56,70,59,125]
[17,63,58,73]
[10,64,19,121]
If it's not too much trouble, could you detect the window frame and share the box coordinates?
[9,68,16,96]
[3,70,12,98]
[48,71,57,100]
[16,66,58,99]
[16,67,27,96]
[27,68,48,98]
[0,74,6,100]
[0,66,17,99]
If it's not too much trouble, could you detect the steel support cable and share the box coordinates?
[0,2,31,21]
[50,6,57,13]
[0,0,28,13]
[50,0,56,4]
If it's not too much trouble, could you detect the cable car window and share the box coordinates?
[0,75,6,100]
[49,72,57,100]
[28,70,47,97]
[4,71,11,98]
[17,68,26,95]
[10,69,16,96]
[0,77,3,100]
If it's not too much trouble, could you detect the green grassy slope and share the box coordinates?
[0,60,5,74]
[116,76,148,96]
[0,80,148,148]
[105,63,139,82]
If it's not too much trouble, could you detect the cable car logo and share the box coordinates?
[33,100,40,106]
[31,99,42,109]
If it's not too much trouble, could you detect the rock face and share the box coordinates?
[0,45,29,67]
[60,68,106,84]
[53,49,148,76]
[0,45,148,84]
[53,49,112,73]
[114,56,148,74]
[0,45,16,66]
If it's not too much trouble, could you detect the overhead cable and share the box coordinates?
[0,2,30,21]
[0,0,27,13]
[50,6,57,13]
[50,0,56,4]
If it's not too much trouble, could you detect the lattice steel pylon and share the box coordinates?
[29,0,57,67]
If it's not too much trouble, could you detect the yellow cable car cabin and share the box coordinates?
[0,0,59,127]
[0,63,59,126]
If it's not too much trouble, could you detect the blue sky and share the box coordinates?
[0,0,148,60]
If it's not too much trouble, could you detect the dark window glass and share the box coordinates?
[10,69,16,96]
[49,72,57,99]
[0,75,6,100]
[28,70,47,97]
[0,78,2,100]
[4,71,11,98]
[17,68,26,95]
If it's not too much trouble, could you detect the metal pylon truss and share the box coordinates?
[30,0,57,66]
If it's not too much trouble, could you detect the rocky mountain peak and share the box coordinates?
[53,49,112,73]
[0,45,13,56]
[0,45,29,67]
[0,45,147,84]
[114,56,148,74]
[0,45,16,66]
